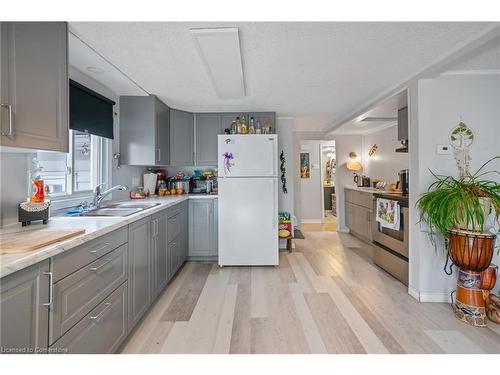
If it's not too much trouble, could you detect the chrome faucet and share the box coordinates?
[93,183,128,208]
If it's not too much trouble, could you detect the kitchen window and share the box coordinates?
[36,130,110,199]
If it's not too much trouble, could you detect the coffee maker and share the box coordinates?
[398,169,409,195]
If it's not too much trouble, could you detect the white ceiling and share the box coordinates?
[331,90,407,135]
[69,22,495,131]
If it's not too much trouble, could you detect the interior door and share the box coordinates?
[218,135,277,177]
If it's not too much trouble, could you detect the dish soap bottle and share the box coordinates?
[29,157,45,203]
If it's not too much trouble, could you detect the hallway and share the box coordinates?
[120,229,500,354]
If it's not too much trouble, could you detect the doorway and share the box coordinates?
[299,140,337,232]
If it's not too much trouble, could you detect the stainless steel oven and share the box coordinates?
[372,193,409,285]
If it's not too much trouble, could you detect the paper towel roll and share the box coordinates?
[143,173,157,196]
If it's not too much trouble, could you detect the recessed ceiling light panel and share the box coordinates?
[190,28,245,99]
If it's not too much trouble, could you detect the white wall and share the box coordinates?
[362,125,408,184]
[276,118,294,217]
[0,152,32,225]
[412,73,500,300]
[333,134,363,232]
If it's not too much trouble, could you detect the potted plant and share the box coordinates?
[417,155,500,326]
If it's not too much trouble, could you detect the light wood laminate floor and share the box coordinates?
[120,231,500,354]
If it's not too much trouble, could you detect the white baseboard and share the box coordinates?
[408,286,420,301]
[301,219,322,224]
[407,287,451,303]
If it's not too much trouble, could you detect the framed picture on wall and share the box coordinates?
[300,152,310,178]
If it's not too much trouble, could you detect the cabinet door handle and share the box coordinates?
[43,271,53,309]
[88,242,110,254]
[157,148,161,162]
[89,302,112,322]
[89,258,112,271]
[1,104,14,136]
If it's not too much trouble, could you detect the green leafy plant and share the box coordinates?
[416,156,500,252]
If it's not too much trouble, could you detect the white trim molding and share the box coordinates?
[407,286,452,303]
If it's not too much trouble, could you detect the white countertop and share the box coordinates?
[343,185,388,194]
[0,194,217,278]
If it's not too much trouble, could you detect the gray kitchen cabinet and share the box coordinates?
[49,244,128,345]
[128,217,152,329]
[189,199,218,258]
[195,113,222,166]
[170,109,194,166]
[0,22,68,152]
[0,260,50,353]
[151,209,168,299]
[181,201,189,264]
[166,201,188,279]
[50,282,128,354]
[120,95,170,166]
[344,188,373,242]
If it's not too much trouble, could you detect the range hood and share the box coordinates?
[395,106,408,153]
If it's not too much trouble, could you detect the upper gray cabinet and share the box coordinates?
[170,109,194,166]
[0,22,69,152]
[0,260,50,352]
[195,113,223,166]
[119,95,170,166]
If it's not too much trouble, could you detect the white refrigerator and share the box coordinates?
[218,134,279,266]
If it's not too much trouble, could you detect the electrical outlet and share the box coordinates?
[436,144,452,155]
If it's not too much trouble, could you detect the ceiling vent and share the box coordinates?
[190,28,246,99]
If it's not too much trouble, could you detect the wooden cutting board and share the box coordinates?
[0,229,86,254]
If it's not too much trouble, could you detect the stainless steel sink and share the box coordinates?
[81,207,144,217]
[79,201,161,217]
[105,202,161,209]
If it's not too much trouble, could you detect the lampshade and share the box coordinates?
[346,161,362,171]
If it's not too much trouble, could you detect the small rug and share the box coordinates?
[294,229,305,239]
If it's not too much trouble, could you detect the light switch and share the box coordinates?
[436,144,452,155]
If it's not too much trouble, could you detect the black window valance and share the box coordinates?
[69,79,116,139]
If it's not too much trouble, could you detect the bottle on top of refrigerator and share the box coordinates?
[240,114,248,134]
[230,120,237,134]
[236,117,241,134]
[255,120,262,134]
[249,116,255,134]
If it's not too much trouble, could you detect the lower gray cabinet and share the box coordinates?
[189,199,218,258]
[344,189,373,241]
[128,217,152,330]
[0,260,50,353]
[49,244,128,344]
[151,210,168,299]
[50,282,128,354]
[167,201,188,279]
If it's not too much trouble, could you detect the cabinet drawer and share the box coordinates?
[50,244,128,344]
[50,282,128,354]
[344,189,373,209]
[167,200,186,219]
[52,227,128,282]
[167,213,181,243]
